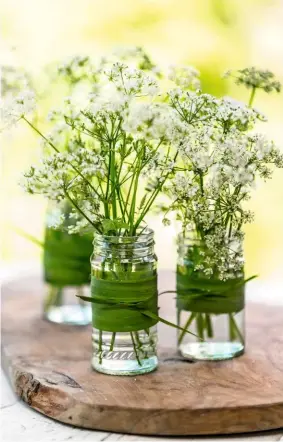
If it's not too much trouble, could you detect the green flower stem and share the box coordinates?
[229,313,236,341]
[133,149,178,233]
[109,332,116,351]
[177,307,181,328]
[54,288,63,306]
[130,332,142,366]
[44,286,61,310]
[178,312,196,345]
[123,160,140,227]
[179,311,244,346]
[110,145,117,219]
[229,313,244,344]
[248,86,256,107]
[96,176,108,215]
[144,328,156,354]
[64,190,99,231]
[129,155,141,235]
[196,313,205,341]
[134,331,147,359]
[98,330,103,364]
[205,313,213,338]
[114,168,128,223]
[134,331,143,348]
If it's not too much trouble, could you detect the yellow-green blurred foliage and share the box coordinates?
[1,0,283,279]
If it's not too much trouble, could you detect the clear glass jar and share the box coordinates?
[91,229,158,375]
[177,234,245,361]
[43,202,93,326]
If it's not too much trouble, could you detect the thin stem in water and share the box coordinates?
[109,332,116,351]
[178,311,196,345]
[130,332,142,366]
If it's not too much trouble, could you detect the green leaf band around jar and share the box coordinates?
[44,228,93,286]
[90,276,158,332]
[177,273,245,314]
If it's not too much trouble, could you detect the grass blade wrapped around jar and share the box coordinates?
[176,233,252,360]
[162,66,283,360]
[43,201,93,325]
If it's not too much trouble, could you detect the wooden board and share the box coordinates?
[2,271,283,436]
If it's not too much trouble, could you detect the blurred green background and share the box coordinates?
[1,0,283,282]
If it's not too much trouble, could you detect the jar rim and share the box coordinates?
[177,230,243,247]
[93,227,154,244]
[177,230,202,242]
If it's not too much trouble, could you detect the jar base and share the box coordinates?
[44,305,91,326]
[91,355,158,376]
[179,341,244,361]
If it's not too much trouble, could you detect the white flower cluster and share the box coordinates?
[5,53,281,256]
[224,67,281,94]
[1,66,30,96]
[168,65,200,90]
[104,62,159,96]
[122,101,173,141]
[19,60,174,235]
[1,89,36,127]
[57,55,92,84]
[194,229,245,279]
[111,46,161,76]
[165,82,283,279]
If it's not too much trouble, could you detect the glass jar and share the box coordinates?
[176,234,245,361]
[91,228,158,375]
[43,202,93,326]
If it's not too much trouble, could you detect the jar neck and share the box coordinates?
[46,200,74,229]
[177,231,243,250]
[177,231,244,279]
[177,231,203,248]
[92,228,155,258]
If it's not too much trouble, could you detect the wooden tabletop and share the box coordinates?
[1,271,283,441]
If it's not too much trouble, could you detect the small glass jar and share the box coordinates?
[176,234,245,361]
[91,229,158,375]
[43,202,93,326]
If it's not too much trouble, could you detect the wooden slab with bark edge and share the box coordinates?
[1,271,283,436]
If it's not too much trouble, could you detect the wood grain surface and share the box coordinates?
[1,271,283,436]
